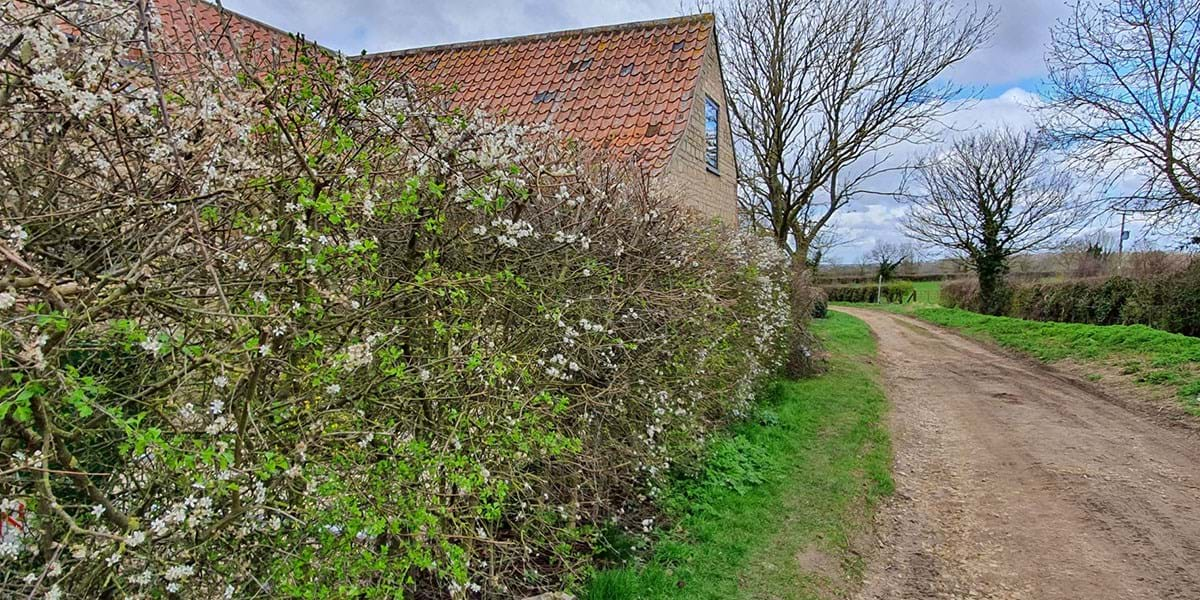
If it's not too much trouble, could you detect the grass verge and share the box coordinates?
[582,312,893,600]
[910,307,1200,416]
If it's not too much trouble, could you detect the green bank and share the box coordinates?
[584,311,893,599]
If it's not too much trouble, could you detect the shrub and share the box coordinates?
[791,268,828,320]
[813,296,830,319]
[883,281,916,303]
[785,268,826,378]
[0,6,793,598]
[821,281,914,303]
[824,284,874,303]
[1121,260,1200,336]
[940,279,972,309]
[1010,277,1136,325]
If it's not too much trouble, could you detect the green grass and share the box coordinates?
[910,280,941,304]
[582,312,893,600]
[911,307,1200,415]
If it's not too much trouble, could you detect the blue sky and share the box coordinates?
[219,0,1135,262]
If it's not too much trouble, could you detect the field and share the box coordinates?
[584,312,893,599]
[910,280,941,304]
[912,307,1200,416]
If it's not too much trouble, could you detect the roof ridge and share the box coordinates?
[169,0,336,53]
[352,13,714,61]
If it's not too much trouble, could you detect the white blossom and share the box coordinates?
[139,336,162,354]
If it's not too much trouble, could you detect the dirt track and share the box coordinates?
[836,307,1200,600]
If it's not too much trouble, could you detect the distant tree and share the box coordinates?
[902,129,1091,314]
[806,228,854,272]
[1057,233,1116,278]
[867,241,912,281]
[1046,0,1200,220]
[719,0,995,265]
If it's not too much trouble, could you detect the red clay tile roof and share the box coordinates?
[152,0,323,72]
[149,2,712,174]
[358,15,715,174]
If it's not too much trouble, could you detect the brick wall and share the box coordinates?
[658,32,738,225]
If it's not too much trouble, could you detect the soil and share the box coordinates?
[835,307,1200,600]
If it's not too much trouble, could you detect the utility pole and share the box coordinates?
[1117,211,1127,256]
[1117,212,1128,274]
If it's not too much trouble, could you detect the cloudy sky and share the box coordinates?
[220,0,1136,262]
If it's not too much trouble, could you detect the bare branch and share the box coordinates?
[721,0,995,261]
[1045,0,1200,224]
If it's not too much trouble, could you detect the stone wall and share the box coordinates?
[659,32,738,225]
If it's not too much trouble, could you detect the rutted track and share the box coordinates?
[837,307,1200,600]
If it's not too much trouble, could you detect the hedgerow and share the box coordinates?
[820,281,915,304]
[0,4,794,598]
[940,262,1200,336]
[940,278,984,311]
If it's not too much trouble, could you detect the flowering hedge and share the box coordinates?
[0,3,794,598]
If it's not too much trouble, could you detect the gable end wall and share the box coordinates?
[659,32,738,225]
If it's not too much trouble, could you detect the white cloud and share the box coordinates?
[943,87,1044,131]
[824,87,1046,262]
[944,0,1069,87]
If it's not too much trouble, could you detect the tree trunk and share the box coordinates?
[975,250,1009,316]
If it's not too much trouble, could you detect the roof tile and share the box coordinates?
[152,1,712,176]
[362,15,713,174]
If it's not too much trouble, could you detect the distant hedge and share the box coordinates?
[940,262,1200,336]
[822,281,915,303]
[815,270,1056,286]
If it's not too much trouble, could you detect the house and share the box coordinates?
[153,0,739,224]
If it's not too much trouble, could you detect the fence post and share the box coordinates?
[877,275,883,304]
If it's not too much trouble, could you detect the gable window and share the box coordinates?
[704,96,720,173]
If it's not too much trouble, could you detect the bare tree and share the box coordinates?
[806,228,855,272]
[1046,0,1200,220]
[1056,232,1117,278]
[902,129,1091,314]
[720,0,994,264]
[867,240,913,281]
